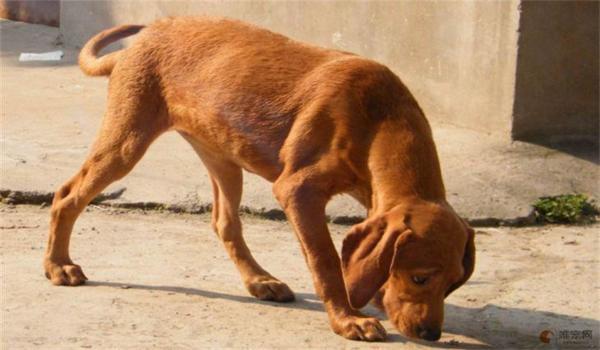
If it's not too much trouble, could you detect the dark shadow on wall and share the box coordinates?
[0,0,59,27]
[87,280,600,348]
[512,1,599,164]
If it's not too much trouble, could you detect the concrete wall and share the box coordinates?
[513,0,599,145]
[60,0,521,138]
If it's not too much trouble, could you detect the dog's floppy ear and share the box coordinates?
[341,216,413,309]
[445,225,475,297]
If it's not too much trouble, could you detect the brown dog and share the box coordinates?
[44,16,475,342]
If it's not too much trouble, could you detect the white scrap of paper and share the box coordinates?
[19,50,64,62]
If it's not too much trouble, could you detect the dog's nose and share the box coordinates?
[418,327,441,341]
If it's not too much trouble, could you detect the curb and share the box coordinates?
[1,188,537,227]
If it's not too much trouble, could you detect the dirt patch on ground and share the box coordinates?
[1,205,599,349]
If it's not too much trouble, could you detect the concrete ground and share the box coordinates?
[1,20,598,224]
[2,204,599,349]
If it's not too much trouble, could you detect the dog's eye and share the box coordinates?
[411,276,429,285]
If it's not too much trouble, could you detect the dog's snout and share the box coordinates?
[417,327,441,341]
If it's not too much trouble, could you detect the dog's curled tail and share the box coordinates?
[79,24,145,77]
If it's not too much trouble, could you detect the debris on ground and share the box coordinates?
[18,50,64,61]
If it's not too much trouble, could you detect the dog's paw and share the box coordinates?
[332,314,387,342]
[44,260,88,286]
[245,276,295,302]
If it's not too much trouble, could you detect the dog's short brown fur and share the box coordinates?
[44,17,475,342]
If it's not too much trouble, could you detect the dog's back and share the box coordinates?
[113,17,410,178]
[129,16,345,106]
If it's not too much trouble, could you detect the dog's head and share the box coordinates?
[341,200,475,341]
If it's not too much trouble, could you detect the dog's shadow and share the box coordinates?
[87,280,325,312]
[87,281,599,348]
[442,303,599,349]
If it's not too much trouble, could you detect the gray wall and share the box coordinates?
[513,0,599,145]
[60,0,521,138]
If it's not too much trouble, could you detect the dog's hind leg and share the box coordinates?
[44,80,167,286]
[185,144,294,302]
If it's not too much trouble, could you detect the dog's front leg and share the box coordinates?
[274,177,387,341]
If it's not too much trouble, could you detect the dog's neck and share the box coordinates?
[366,115,446,215]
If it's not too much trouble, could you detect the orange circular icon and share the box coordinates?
[539,330,554,344]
